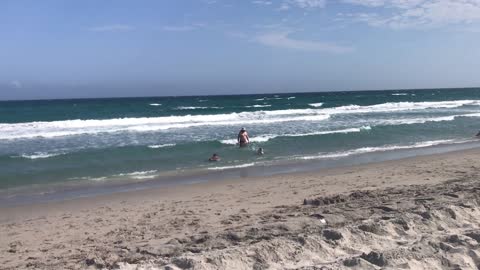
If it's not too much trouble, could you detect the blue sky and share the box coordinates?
[1,0,480,99]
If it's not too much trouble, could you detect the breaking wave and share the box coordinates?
[297,139,466,160]
[1,100,479,140]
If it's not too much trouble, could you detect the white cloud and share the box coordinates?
[252,0,273,5]
[342,0,480,29]
[256,31,353,53]
[89,24,134,32]
[277,0,326,10]
[10,80,22,89]
[290,0,327,8]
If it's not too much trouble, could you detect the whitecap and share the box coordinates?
[219,127,370,144]
[245,105,272,108]
[16,152,64,159]
[148,144,176,149]
[2,100,479,140]
[175,106,223,110]
[297,139,465,160]
[208,163,255,170]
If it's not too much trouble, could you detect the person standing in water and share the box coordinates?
[237,127,250,147]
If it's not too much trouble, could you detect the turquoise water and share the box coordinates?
[1,88,480,198]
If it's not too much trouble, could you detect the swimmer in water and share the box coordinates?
[209,153,220,162]
[257,147,264,155]
[237,127,250,147]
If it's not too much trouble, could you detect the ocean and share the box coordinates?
[2,88,480,204]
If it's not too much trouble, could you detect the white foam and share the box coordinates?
[17,152,64,159]
[309,102,324,107]
[220,135,278,145]
[208,163,255,170]
[175,106,223,110]
[391,93,408,96]
[149,103,162,106]
[287,96,296,100]
[2,100,479,140]
[376,115,457,125]
[0,113,331,140]
[219,126,370,145]
[148,144,176,149]
[298,139,463,160]
[285,126,371,137]
[116,170,158,180]
[116,170,157,176]
[245,105,272,108]
[461,113,480,118]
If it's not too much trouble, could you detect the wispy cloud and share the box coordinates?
[252,0,273,5]
[279,0,327,10]
[10,80,22,89]
[255,31,353,53]
[161,23,206,32]
[341,0,480,29]
[202,0,218,4]
[89,24,134,32]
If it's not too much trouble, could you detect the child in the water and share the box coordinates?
[209,153,220,161]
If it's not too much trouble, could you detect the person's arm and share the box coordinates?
[238,133,241,143]
[246,133,250,142]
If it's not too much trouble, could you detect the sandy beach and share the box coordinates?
[2,148,480,269]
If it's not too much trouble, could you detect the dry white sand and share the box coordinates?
[2,148,480,269]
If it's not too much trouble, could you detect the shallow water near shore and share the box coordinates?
[1,87,480,204]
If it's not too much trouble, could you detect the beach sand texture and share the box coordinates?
[2,148,480,269]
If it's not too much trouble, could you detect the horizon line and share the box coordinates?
[0,86,479,102]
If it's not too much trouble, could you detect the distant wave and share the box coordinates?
[149,103,162,106]
[297,139,465,160]
[309,103,324,107]
[2,100,480,140]
[175,106,223,110]
[148,144,176,149]
[254,97,285,101]
[245,105,271,108]
[208,163,255,170]
[391,93,408,96]
[15,152,64,159]
[287,97,296,100]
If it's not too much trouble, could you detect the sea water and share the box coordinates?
[1,88,480,203]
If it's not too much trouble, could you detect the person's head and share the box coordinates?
[213,153,218,157]
[240,127,246,132]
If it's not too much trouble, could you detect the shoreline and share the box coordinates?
[2,147,480,269]
[1,145,480,218]
[2,139,480,207]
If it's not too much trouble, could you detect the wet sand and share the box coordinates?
[1,148,480,269]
